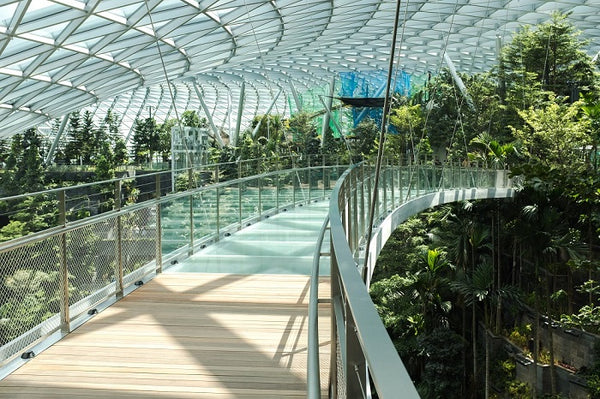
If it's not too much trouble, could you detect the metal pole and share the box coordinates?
[251,88,283,138]
[114,181,124,298]
[234,81,246,146]
[193,83,224,147]
[45,115,69,165]
[155,174,163,274]
[189,193,194,256]
[362,0,402,277]
[58,190,70,334]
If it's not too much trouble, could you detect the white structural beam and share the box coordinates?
[193,82,224,148]
[234,81,245,146]
[318,95,344,136]
[443,52,475,111]
[45,114,69,165]
[251,88,283,138]
[289,81,302,113]
[321,75,336,147]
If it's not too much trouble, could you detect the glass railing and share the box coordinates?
[0,159,346,366]
[313,160,513,398]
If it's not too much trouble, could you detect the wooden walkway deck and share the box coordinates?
[0,273,331,398]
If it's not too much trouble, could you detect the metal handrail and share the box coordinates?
[327,163,421,399]
[321,160,513,398]
[0,162,344,368]
[308,215,330,399]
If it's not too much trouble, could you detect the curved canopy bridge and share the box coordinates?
[0,161,513,398]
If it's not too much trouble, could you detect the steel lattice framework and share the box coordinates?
[0,0,598,139]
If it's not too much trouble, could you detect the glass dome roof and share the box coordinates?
[0,0,598,139]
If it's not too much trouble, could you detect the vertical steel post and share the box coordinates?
[276,173,280,211]
[58,190,70,334]
[238,181,243,228]
[382,167,388,213]
[292,158,297,206]
[308,158,312,202]
[258,177,262,217]
[346,310,367,398]
[359,165,365,236]
[352,171,359,256]
[330,242,340,399]
[115,181,124,298]
[155,175,163,274]
[215,187,220,238]
[189,192,194,256]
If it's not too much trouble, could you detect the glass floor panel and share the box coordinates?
[166,201,330,275]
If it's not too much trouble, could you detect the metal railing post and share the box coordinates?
[346,312,368,399]
[352,170,359,255]
[238,181,243,228]
[399,158,403,202]
[58,190,70,334]
[359,165,365,238]
[115,181,124,298]
[258,177,262,217]
[292,158,297,206]
[155,174,162,274]
[308,166,312,202]
[329,245,340,399]
[383,167,388,213]
[276,173,280,211]
[216,187,220,238]
[189,192,194,256]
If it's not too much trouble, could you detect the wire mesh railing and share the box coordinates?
[0,159,345,367]
[0,154,344,242]
[314,160,513,399]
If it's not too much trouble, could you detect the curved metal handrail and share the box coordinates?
[319,160,514,398]
[308,215,330,399]
[327,163,420,398]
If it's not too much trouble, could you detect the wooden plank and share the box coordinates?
[0,273,331,398]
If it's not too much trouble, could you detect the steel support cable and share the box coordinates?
[421,0,461,140]
[416,0,464,193]
[242,0,281,122]
[143,0,197,188]
[390,0,411,98]
[362,0,403,279]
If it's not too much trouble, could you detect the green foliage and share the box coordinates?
[580,343,600,398]
[508,324,532,350]
[181,110,203,127]
[416,328,465,399]
[502,12,596,99]
[348,118,378,160]
[132,117,159,164]
[507,380,532,398]
[511,98,590,174]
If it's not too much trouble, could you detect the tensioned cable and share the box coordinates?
[362,0,404,279]
[143,0,197,184]
[242,0,281,121]
[405,0,462,192]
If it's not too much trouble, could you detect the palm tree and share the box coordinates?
[451,262,520,399]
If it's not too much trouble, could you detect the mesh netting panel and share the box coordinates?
[336,331,347,399]
[289,80,353,138]
[0,236,61,361]
[122,207,157,284]
[67,219,117,318]
[339,70,411,129]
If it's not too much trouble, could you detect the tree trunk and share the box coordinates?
[532,306,539,399]
[485,305,490,399]
[472,300,477,399]
[496,210,502,334]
